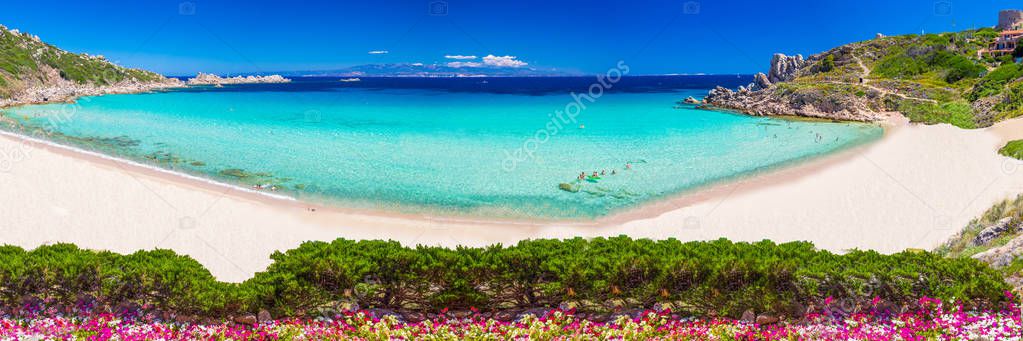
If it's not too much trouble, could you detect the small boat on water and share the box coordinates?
[340,78,361,82]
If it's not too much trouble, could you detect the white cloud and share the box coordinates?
[446,61,483,68]
[444,55,528,68]
[444,55,477,60]
[368,50,389,54]
[410,62,424,66]
[482,55,527,67]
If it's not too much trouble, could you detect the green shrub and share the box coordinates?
[0,238,1008,319]
[993,82,1023,120]
[975,28,1000,40]
[873,49,984,84]
[969,64,1023,101]
[821,55,836,72]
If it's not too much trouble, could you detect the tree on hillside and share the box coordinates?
[1014,43,1023,59]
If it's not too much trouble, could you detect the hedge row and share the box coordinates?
[0,237,1009,319]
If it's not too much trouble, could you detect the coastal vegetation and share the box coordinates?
[0,237,1008,322]
[1001,140,1023,159]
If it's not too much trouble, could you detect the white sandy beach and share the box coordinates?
[1,115,1021,282]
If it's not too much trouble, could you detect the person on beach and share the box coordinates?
[612,170,617,175]
[592,171,598,177]
[578,172,586,180]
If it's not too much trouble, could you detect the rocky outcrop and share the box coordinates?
[233,314,257,326]
[972,217,1018,246]
[767,54,807,84]
[753,73,772,90]
[700,44,896,122]
[186,73,291,85]
[972,233,1023,268]
[704,84,887,122]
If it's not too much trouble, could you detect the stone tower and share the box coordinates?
[997,9,1023,30]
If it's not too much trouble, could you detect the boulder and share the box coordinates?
[233,314,258,326]
[682,96,701,104]
[756,314,780,325]
[752,72,772,91]
[973,233,1023,268]
[516,308,549,321]
[448,310,471,319]
[972,217,1017,246]
[740,309,756,323]
[494,310,517,322]
[403,311,427,323]
[257,310,273,323]
[558,183,580,193]
[173,314,195,324]
[767,53,806,84]
[367,308,401,320]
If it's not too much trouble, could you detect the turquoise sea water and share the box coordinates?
[1,78,882,219]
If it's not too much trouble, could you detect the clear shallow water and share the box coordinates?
[1,77,882,219]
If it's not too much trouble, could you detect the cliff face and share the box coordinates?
[0,25,181,106]
[703,28,1021,128]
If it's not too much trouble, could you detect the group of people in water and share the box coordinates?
[252,183,279,192]
[577,162,632,181]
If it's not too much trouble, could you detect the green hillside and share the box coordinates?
[786,29,1021,128]
[0,25,166,98]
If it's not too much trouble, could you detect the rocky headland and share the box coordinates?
[0,25,183,108]
[186,73,291,85]
[699,28,1023,128]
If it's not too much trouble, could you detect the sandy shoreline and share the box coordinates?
[1,114,1021,282]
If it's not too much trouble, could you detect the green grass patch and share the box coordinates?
[898,100,976,128]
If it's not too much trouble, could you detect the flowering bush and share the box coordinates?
[1,299,1019,340]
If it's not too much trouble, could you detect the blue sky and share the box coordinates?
[0,0,1018,75]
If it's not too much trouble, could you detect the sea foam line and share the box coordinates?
[0,129,298,202]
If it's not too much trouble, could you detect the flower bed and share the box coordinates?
[2,299,1020,340]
